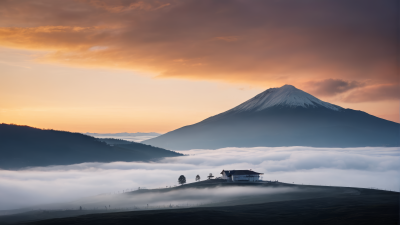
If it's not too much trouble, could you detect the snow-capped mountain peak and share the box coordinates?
[229,84,342,112]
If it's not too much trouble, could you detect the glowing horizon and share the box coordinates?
[1,0,398,133]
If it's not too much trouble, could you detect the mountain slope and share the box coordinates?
[229,84,342,112]
[143,85,399,150]
[0,124,182,169]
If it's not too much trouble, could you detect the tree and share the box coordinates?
[207,173,214,180]
[195,174,200,181]
[178,175,186,185]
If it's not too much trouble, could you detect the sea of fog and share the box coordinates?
[0,146,398,211]
[84,133,160,142]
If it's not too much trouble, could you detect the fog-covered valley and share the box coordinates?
[0,146,398,212]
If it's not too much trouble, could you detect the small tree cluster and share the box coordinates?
[178,175,186,185]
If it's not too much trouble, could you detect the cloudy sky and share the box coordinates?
[0,0,398,132]
[0,146,398,210]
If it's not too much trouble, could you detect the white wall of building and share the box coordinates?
[232,175,260,182]
[221,171,262,182]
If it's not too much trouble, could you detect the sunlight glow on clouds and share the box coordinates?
[0,0,398,131]
[0,0,397,101]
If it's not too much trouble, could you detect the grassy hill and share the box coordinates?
[0,181,397,225]
[0,124,182,170]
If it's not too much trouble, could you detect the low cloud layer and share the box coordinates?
[85,132,161,142]
[68,186,303,211]
[0,146,398,211]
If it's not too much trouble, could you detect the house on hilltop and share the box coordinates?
[220,170,263,182]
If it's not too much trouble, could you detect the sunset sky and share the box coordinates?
[1,0,398,133]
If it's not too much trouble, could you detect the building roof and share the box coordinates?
[221,170,263,176]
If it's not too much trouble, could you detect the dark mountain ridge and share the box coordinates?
[0,124,182,170]
[143,85,399,150]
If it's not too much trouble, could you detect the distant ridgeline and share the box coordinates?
[98,138,142,145]
[0,124,182,170]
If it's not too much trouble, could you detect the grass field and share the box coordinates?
[0,180,398,225]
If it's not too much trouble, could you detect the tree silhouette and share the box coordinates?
[207,173,214,180]
[195,174,200,181]
[178,175,186,185]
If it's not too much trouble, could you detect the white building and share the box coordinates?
[220,170,263,182]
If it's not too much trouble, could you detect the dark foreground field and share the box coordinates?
[0,181,398,225]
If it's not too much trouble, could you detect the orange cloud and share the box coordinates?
[214,36,238,42]
[0,0,397,102]
[342,84,399,103]
[0,26,108,50]
[80,0,170,12]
